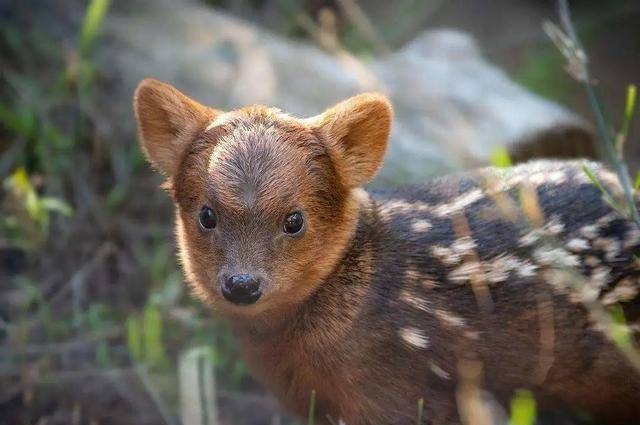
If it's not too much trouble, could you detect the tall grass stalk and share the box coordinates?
[416,398,425,425]
[79,0,111,57]
[544,0,640,228]
[307,389,317,425]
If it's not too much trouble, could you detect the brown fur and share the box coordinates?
[134,79,640,425]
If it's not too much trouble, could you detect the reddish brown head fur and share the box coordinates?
[133,78,392,319]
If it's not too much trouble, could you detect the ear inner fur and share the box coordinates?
[307,93,393,188]
[133,78,220,177]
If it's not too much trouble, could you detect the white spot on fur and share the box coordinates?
[590,266,610,287]
[429,361,451,380]
[593,237,621,261]
[404,267,421,281]
[486,255,538,283]
[449,261,483,283]
[566,238,590,252]
[580,224,599,239]
[400,290,433,313]
[519,229,542,247]
[598,169,622,189]
[431,245,462,266]
[400,327,430,349]
[624,227,640,249]
[566,266,610,304]
[448,254,538,285]
[546,216,565,235]
[434,309,466,328]
[596,212,618,226]
[433,189,483,217]
[411,219,432,233]
[451,236,477,255]
[519,218,564,247]
[602,278,638,305]
[517,260,539,278]
[533,247,580,268]
[485,260,510,283]
[464,330,481,340]
[571,283,601,304]
[379,200,431,220]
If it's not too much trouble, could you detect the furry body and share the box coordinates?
[133,80,640,424]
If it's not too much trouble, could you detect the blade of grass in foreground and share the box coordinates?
[618,84,637,154]
[417,397,425,425]
[509,389,536,425]
[308,389,316,425]
[79,0,111,56]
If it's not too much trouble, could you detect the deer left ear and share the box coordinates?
[133,78,220,177]
[307,93,393,188]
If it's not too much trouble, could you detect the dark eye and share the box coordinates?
[199,206,217,230]
[283,211,304,235]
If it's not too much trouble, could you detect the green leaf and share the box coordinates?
[635,170,640,190]
[96,342,110,367]
[5,167,45,225]
[307,389,316,425]
[106,184,128,210]
[6,167,31,194]
[491,147,512,168]
[609,305,633,349]
[621,84,637,140]
[509,389,536,425]
[79,0,112,55]
[126,315,144,362]
[417,398,425,425]
[143,303,168,368]
[15,277,44,307]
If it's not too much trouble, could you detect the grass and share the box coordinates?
[0,1,257,423]
[544,0,640,229]
[509,390,536,425]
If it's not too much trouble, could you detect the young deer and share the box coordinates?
[133,79,640,425]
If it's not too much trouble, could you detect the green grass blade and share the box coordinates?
[40,197,74,217]
[490,147,512,168]
[307,389,316,425]
[609,305,633,350]
[80,0,111,55]
[509,389,536,425]
[581,164,626,216]
[143,303,168,368]
[417,397,425,425]
[621,84,637,139]
[126,315,144,362]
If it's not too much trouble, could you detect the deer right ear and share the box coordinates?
[306,93,392,188]
[133,78,220,177]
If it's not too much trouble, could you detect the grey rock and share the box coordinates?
[98,0,594,186]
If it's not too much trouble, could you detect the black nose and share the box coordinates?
[221,274,262,305]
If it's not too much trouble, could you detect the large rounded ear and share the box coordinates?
[133,78,220,177]
[307,93,393,188]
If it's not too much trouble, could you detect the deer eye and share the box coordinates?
[199,206,217,230]
[283,211,304,235]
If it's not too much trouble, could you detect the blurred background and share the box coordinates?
[1,0,639,424]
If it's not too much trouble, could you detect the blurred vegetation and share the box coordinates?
[0,1,253,424]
